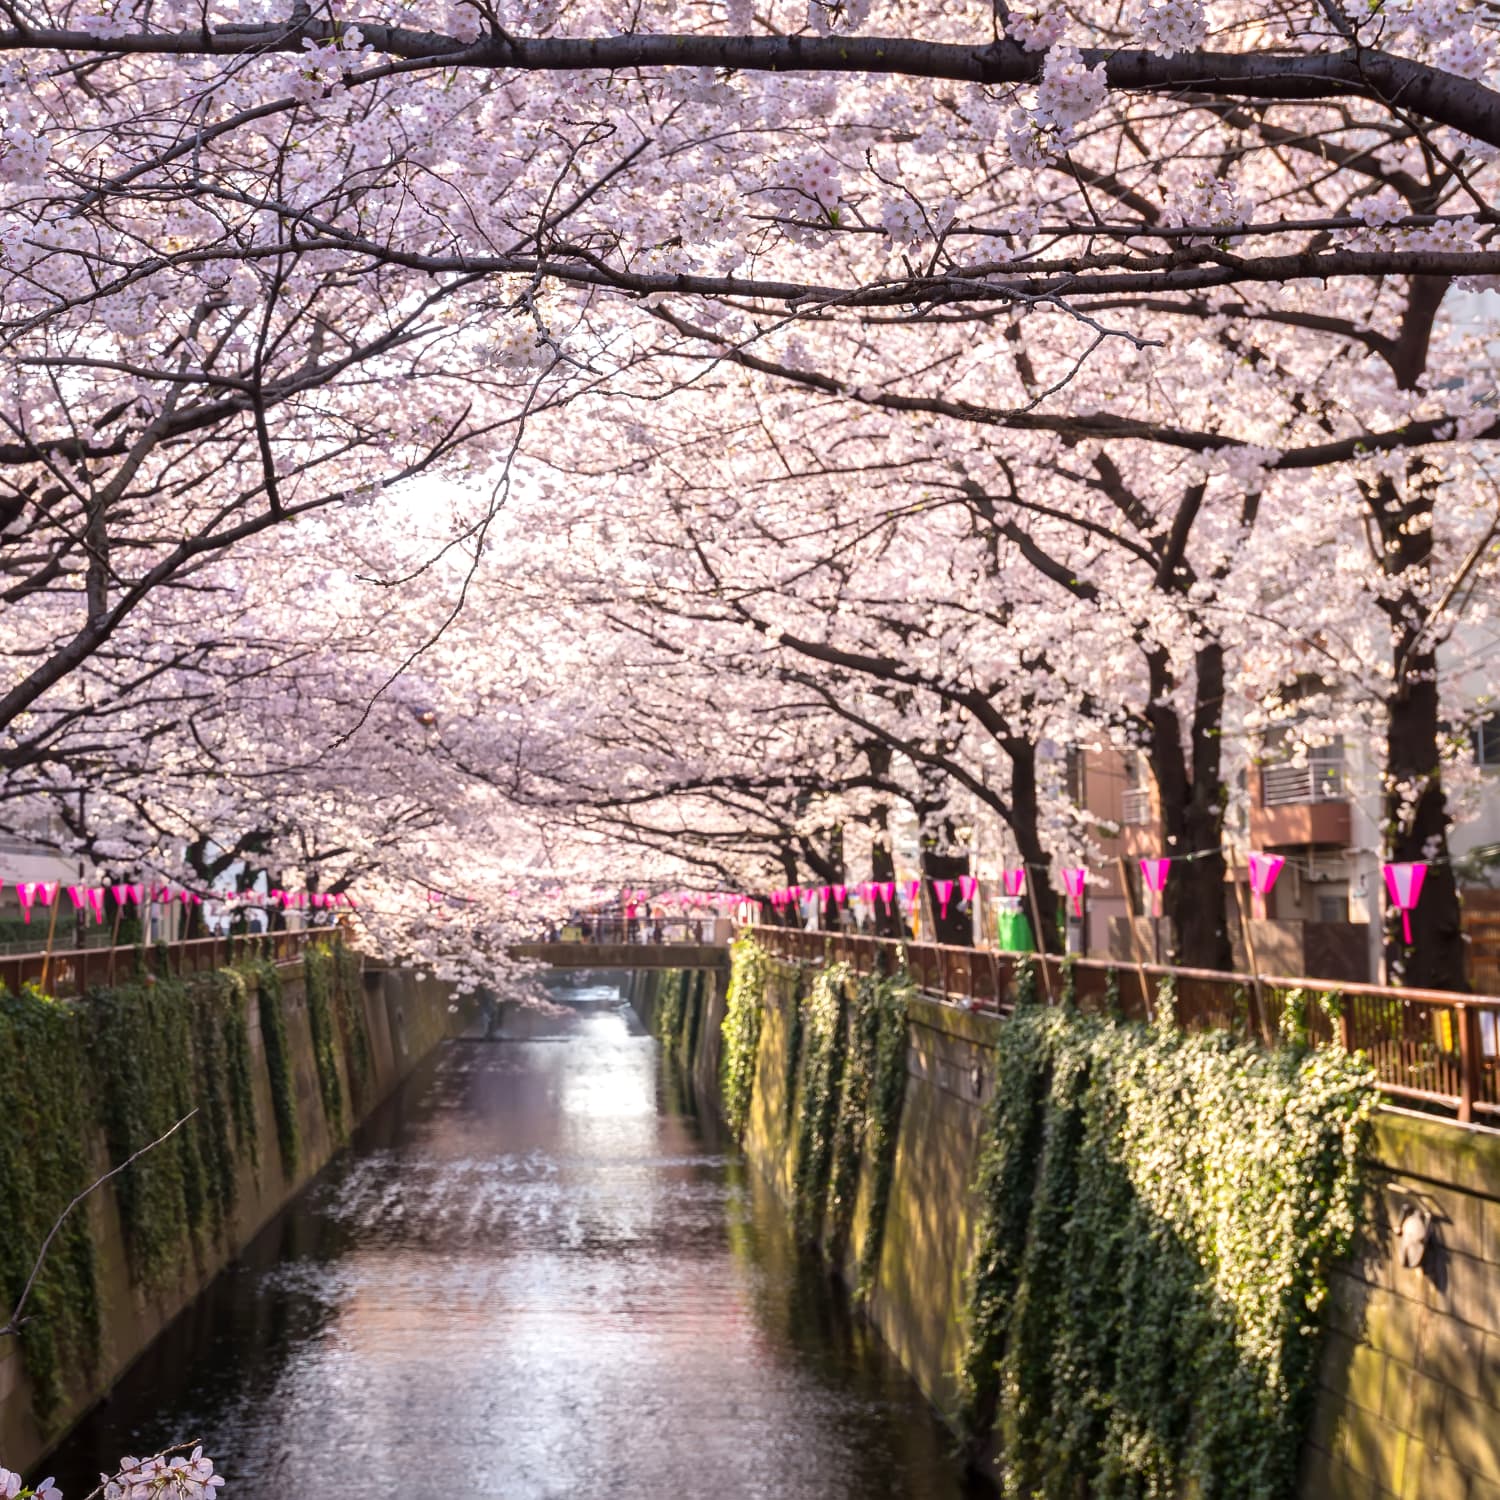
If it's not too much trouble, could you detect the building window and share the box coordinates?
[1476,712,1500,769]
[1316,894,1350,925]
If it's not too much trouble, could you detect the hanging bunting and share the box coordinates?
[1383,862,1428,946]
[1246,852,1286,921]
[1063,867,1088,917]
[1139,858,1172,918]
[934,878,955,918]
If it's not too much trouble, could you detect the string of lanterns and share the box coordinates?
[763,856,1435,947]
[3,879,356,924]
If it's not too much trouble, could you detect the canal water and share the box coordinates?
[42,974,987,1498]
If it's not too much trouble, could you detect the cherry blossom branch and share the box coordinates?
[0,28,1497,145]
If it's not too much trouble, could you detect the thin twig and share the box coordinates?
[0,1110,199,1340]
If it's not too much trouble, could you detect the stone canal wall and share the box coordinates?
[1309,1109,1500,1499]
[631,951,1500,1499]
[1,954,464,1474]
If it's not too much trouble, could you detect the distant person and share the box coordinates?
[652,918,664,944]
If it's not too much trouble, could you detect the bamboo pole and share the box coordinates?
[107,889,126,989]
[1023,868,1057,1004]
[1227,849,1272,1044]
[38,886,63,993]
[1117,855,1155,1022]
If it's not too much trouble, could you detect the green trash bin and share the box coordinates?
[995,908,1035,953]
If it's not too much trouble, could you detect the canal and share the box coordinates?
[41,973,988,1498]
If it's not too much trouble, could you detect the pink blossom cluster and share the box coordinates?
[2,1452,223,1500]
[101,1451,225,1500]
[0,1469,60,1500]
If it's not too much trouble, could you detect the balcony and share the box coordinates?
[1261,759,1346,807]
[1251,753,1351,849]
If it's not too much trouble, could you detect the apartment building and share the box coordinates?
[1073,714,1500,987]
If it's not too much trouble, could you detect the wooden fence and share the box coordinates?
[748,925,1500,1127]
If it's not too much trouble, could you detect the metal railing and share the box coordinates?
[746,925,1500,1127]
[537,916,723,945]
[0,928,321,999]
[1261,758,1346,806]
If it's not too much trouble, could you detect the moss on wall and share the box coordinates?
[0,986,99,1425]
[304,945,346,1142]
[243,957,300,1178]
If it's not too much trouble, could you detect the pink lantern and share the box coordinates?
[34,881,57,907]
[1384,862,1428,945]
[1002,868,1026,898]
[905,879,921,905]
[14,883,33,923]
[113,883,142,906]
[819,886,832,908]
[831,884,846,904]
[1246,852,1285,920]
[935,878,954,917]
[87,888,105,922]
[959,875,978,903]
[1063,867,1087,917]
[1140,858,1172,918]
[879,881,895,910]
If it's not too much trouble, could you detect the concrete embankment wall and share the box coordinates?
[1,960,463,1474]
[629,960,1500,1498]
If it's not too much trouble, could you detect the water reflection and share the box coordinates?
[42,974,987,1498]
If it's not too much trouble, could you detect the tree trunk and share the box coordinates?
[1146,645,1233,971]
[920,840,971,946]
[1004,736,1061,954]
[865,744,906,938]
[1385,654,1466,988]
[1370,468,1467,990]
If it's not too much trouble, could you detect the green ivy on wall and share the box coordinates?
[334,943,372,1109]
[87,974,213,1287]
[720,936,776,1138]
[790,962,852,1239]
[304,945,346,1142]
[653,969,687,1052]
[244,958,300,1178]
[0,984,99,1424]
[188,969,259,1233]
[717,939,913,1295]
[0,947,373,1436]
[959,1006,1376,1499]
[850,973,912,1301]
[682,970,706,1067]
